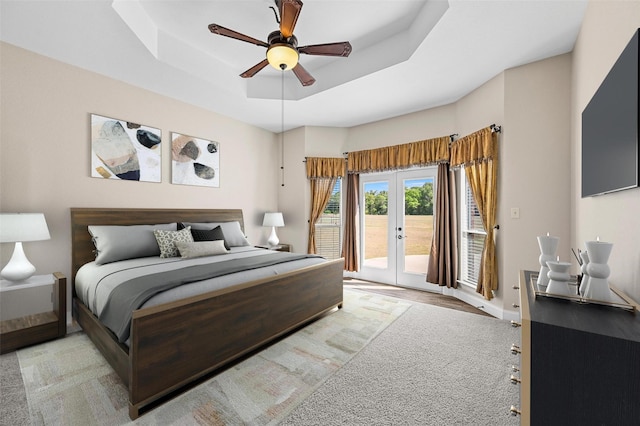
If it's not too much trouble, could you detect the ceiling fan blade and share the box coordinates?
[240,59,269,78]
[208,24,269,48]
[292,63,315,86]
[279,0,302,38]
[299,42,352,57]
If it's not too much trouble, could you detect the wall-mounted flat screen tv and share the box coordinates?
[582,28,639,197]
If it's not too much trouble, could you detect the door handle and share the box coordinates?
[397,235,403,240]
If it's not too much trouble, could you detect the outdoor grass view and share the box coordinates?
[316,178,435,269]
[363,179,434,272]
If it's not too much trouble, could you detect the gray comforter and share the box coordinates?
[98,252,321,342]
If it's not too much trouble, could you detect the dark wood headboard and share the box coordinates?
[70,208,244,292]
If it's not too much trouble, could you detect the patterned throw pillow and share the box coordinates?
[153,227,194,258]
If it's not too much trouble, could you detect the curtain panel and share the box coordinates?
[341,173,359,272]
[307,177,339,254]
[347,137,450,173]
[305,157,344,254]
[427,163,458,288]
[305,157,346,179]
[450,127,499,300]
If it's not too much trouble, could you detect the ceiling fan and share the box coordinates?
[208,0,352,86]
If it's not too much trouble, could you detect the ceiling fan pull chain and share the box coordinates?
[281,70,285,187]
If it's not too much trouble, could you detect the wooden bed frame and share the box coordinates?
[70,208,344,419]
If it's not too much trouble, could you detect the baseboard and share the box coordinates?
[443,286,519,321]
[345,273,520,321]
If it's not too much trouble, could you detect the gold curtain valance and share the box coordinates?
[450,127,497,168]
[305,157,346,179]
[347,136,450,174]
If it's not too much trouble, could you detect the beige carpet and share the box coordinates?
[281,298,520,425]
[16,290,411,425]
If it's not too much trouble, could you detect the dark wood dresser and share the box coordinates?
[516,270,640,425]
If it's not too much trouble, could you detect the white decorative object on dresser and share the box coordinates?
[584,239,613,301]
[544,260,572,296]
[536,234,558,290]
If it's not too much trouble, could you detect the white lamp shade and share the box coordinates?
[263,212,285,228]
[1,213,50,281]
[0,213,51,243]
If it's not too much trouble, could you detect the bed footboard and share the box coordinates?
[70,207,345,419]
[127,258,344,418]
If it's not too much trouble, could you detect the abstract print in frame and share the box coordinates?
[90,114,162,182]
[171,132,220,188]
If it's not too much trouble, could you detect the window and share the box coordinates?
[460,175,486,287]
[315,179,341,260]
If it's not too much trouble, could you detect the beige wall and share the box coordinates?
[502,54,573,310]
[277,126,349,253]
[0,43,279,313]
[345,104,457,151]
[277,126,307,252]
[572,1,640,301]
[453,71,508,311]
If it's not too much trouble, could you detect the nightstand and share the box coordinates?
[255,244,291,252]
[0,272,66,354]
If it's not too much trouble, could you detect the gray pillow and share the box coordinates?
[88,223,177,265]
[181,221,250,247]
[175,240,229,258]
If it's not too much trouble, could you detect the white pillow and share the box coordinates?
[89,223,177,265]
[153,227,194,258]
[175,240,229,258]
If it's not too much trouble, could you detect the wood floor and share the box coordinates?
[344,278,492,317]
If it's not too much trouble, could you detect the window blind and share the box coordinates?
[461,179,485,285]
[315,179,342,260]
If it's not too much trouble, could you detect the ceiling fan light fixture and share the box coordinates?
[267,43,299,70]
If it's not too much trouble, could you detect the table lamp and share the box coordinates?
[263,212,284,247]
[0,213,51,282]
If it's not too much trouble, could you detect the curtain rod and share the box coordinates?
[491,124,502,133]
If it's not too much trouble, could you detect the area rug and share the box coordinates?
[280,298,521,426]
[17,290,412,425]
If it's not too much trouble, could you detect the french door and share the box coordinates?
[357,168,441,292]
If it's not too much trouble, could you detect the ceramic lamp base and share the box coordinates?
[0,242,36,282]
[267,227,280,247]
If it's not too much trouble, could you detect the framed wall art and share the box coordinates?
[90,114,162,182]
[171,132,220,188]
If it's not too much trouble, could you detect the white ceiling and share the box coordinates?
[0,0,588,133]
